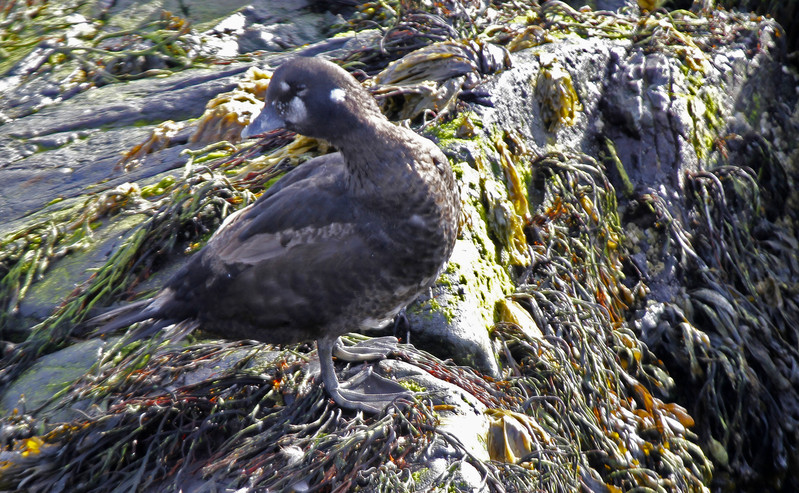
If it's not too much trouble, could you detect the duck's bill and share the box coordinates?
[241,102,285,139]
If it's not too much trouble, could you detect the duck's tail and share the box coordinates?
[83,289,184,342]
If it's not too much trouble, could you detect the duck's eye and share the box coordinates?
[296,84,308,97]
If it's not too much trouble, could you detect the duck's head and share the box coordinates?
[242,57,382,141]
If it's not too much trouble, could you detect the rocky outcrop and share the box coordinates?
[1,0,797,491]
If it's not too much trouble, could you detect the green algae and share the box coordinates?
[687,82,727,161]
[19,213,149,324]
[429,112,484,143]
[601,137,635,198]
[140,176,176,198]
[2,1,774,491]
[260,173,286,190]
[408,295,455,324]
[399,380,426,393]
[0,338,106,417]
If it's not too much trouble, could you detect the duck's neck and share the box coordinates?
[336,119,419,195]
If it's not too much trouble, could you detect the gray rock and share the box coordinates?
[0,65,250,227]
[0,338,106,421]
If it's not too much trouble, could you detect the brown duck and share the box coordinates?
[91,57,460,413]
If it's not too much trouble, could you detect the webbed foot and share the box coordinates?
[317,336,411,413]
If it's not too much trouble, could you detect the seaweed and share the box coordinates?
[636,162,799,488]
[503,151,710,490]
[1,1,218,119]
[2,0,795,491]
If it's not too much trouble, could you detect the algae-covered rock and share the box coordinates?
[1,1,798,492]
[0,338,105,420]
[406,154,517,378]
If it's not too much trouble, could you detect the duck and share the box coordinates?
[90,56,460,413]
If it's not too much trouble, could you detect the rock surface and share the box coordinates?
[1,0,798,491]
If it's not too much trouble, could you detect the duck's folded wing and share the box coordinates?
[234,153,349,236]
[160,166,390,340]
[165,224,387,342]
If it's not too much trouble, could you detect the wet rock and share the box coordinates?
[405,136,526,379]
[0,65,248,227]
[0,338,106,421]
[12,213,150,332]
[406,238,507,378]
[476,37,625,154]
[595,0,639,11]
[233,0,339,54]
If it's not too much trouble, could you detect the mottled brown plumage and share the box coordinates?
[92,57,460,412]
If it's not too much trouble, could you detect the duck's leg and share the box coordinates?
[316,336,411,413]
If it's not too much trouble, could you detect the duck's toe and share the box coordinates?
[335,368,412,413]
[333,336,400,362]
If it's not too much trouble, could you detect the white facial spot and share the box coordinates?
[409,214,426,227]
[330,88,346,103]
[285,96,307,124]
[279,81,290,93]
